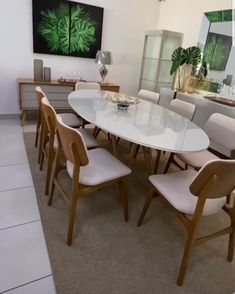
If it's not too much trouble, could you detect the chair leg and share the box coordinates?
[134,144,140,159]
[164,152,174,174]
[177,233,196,286]
[67,193,79,246]
[118,178,129,222]
[154,149,161,174]
[45,145,55,196]
[227,227,235,261]
[137,186,155,227]
[38,119,46,163]
[48,150,63,206]
[93,127,103,139]
[143,147,153,175]
[227,213,235,261]
[35,111,41,148]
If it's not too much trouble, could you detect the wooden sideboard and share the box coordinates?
[18,78,120,125]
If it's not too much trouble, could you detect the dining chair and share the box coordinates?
[74,82,104,137]
[35,87,47,166]
[158,87,175,107]
[41,97,98,195]
[138,89,160,104]
[35,87,83,169]
[164,113,235,173]
[137,158,235,285]
[48,115,131,246]
[168,99,196,121]
[128,89,160,161]
[153,99,196,174]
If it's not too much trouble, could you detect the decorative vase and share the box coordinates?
[44,67,51,82]
[173,63,193,92]
[33,59,43,81]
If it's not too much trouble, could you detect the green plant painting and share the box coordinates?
[205,9,232,23]
[33,0,103,58]
[204,32,232,71]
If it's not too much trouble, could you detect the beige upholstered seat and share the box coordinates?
[138,159,235,285]
[58,113,83,128]
[48,115,131,246]
[149,169,226,216]
[41,97,98,195]
[164,113,235,173]
[176,149,218,169]
[138,89,160,104]
[75,128,97,149]
[67,148,131,186]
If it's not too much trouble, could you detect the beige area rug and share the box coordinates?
[24,131,235,294]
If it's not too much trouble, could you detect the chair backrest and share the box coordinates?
[41,97,57,135]
[75,82,100,90]
[138,89,159,104]
[35,86,46,105]
[169,99,196,120]
[204,113,235,157]
[56,115,89,166]
[190,159,235,199]
[158,88,175,107]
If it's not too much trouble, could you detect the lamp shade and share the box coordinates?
[95,51,112,65]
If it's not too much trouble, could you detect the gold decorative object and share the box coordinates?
[184,76,212,93]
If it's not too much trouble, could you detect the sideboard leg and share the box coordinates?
[20,110,27,126]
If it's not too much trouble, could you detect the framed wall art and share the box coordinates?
[32,0,104,58]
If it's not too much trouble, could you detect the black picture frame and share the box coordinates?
[32,0,104,58]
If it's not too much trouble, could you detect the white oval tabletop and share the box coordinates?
[68,90,210,153]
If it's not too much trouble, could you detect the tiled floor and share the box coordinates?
[0,118,56,294]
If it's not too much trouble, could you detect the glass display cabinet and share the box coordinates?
[139,30,183,92]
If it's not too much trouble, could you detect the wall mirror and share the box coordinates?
[197,9,235,94]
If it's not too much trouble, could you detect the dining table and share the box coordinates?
[68,89,210,173]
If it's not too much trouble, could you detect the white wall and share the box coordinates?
[157,0,231,47]
[0,0,160,114]
[157,0,233,87]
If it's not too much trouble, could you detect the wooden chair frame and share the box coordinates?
[137,161,235,285]
[48,117,129,246]
[41,98,58,195]
[35,87,49,169]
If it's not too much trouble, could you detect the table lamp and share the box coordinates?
[95,51,112,83]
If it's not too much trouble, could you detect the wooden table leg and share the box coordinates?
[142,147,153,175]
[111,134,117,156]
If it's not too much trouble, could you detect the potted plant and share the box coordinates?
[170,46,201,91]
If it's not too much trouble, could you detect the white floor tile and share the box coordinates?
[0,187,40,230]
[0,119,22,135]
[0,222,52,293]
[0,133,28,166]
[0,164,33,192]
[3,276,56,294]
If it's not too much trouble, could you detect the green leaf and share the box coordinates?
[170,47,185,75]
[183,46,201,66]
[37,3,97,55]
[170,46,201,75]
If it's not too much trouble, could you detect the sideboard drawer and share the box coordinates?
[18,79,120,125]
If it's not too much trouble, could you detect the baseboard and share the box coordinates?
[0,113,20,119]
